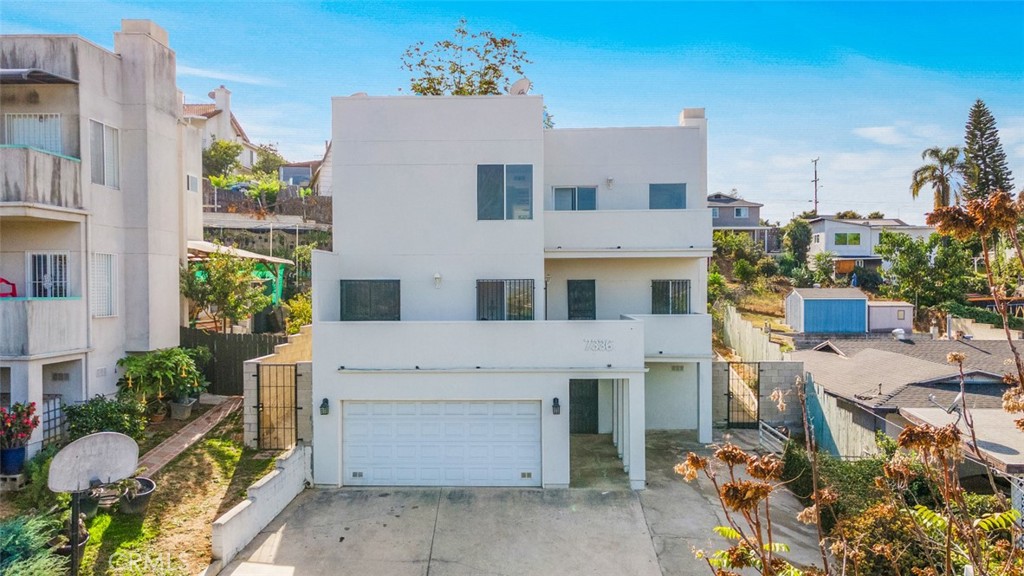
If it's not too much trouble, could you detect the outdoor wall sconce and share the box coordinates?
[606,177,614,188]
[320,398,330,416]
[552,397,561,415]
[433,273,442,289]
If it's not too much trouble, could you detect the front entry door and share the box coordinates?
[570,379,599,433]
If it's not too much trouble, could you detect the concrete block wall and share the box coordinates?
[211,445,310,570]
[296,361,313,443]
[757,362,803,427]
[241,326,313,450]
[242,361,258,448]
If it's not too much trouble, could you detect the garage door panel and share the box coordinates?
[343,401,542,487]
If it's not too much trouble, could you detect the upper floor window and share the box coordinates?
[477,279,534,320]
[91,253,117,317]
[90,120,119,188]
[5,113,62,155]
[711,207,719,219]
[651,279,690,315]
[567,280,596,320]
[187,175,200,192]
[834,232,861,246]
[649,183,686,210]
[813,233,821,244]
[734,207,749,219]
[27,252,69,298]
[340,280,400,321]
[554,186,596,211]
[478,165,533,220]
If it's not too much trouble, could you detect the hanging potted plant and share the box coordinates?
[0,402,40,475]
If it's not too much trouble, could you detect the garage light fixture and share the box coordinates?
[320,398,330,416]
[552,397,561,415]
[434,272,442,289]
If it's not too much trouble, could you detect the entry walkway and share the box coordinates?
[137,396,242,475]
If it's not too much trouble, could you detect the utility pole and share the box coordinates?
[811,157,820,215]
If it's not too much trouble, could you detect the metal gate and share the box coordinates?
[569,379,599,433]
[256,364,297,450]
[726,362,760,428]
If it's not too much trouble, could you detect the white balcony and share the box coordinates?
[0,146,85,221]
[0,298,87,357]
[622,314,713,360]
[315,319,646,372]
[544,209,713,258]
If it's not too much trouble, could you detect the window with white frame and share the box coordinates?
[5,113,62,154]
[734,207,749,219]
[712,207,719,219]
[27,252,69,298]
[91,253,117,316]
[553,186,596,211]
[834,232,861,246]
[649,183,686,209]
[89,120,119,188]
[187,175,200,192]
[477,165,533,220]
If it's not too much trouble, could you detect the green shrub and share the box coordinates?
[937,300,1024,330]
[65,395,147,441]
[781,442,884,532]
[832,503,933,575]
[733,259,756,286]
[0,515,67,575]
[14,445,68,513]
[756,256,779,278]
[284,292,312,335]
[117,347,208,404]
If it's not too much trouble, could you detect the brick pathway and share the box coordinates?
[138,397,242,476]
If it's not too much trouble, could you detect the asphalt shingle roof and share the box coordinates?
[811,338,1018,376]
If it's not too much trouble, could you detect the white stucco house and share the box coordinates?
[807,216,933,273]
[311,94,713,490]
[183,85,260,173]
[0,20,203,452]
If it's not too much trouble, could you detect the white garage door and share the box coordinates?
[343,400,541,487]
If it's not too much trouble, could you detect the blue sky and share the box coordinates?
[3,1,1023,224]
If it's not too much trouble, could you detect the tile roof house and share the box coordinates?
[183,85,259,173]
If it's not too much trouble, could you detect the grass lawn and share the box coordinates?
[78,409,279,575]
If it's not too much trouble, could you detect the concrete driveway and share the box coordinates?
[220,431,821,576]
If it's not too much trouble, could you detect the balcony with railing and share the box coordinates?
[0,146,83,212]
[543,209,713,258]
[0,297,87,357]
[621,313,713,360]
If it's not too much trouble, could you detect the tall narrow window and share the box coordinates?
[477,279,534,320]
[91,253,117,316]
[649,183,686,209]
[553,187,597,211]
[5,113,62,154]
[567,280,596,320]
[27,252,69,298]
[90,120,119,188]
[651,280,690,315]
[340,280,400,321]
[477,164,533,220]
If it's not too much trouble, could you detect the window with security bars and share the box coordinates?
[340,280,400,321]
[91,253,117,316]
[651,280,690,315]
[27,252,69,298]
[567,280,596,320]
[477,279,534,320]
[90,120,120,188]
[5,113,62,154]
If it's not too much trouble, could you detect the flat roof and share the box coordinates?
[791,288,867,300]
[901,408,1024,474]
[0,68,78,84]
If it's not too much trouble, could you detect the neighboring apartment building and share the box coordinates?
[707,191,776,251]
[0,20,203,451]
[806,216,933,273]
[312,95,713,490]
[183,84,259,172]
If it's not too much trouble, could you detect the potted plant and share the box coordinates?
[117,347,208,422]
[117,474,156,515]
[50,512,89,556]
[0,402,40,475]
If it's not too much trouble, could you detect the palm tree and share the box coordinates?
[910,146,963,210]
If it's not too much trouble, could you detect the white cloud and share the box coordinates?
[177,65,282,87]
[852,126,909,147]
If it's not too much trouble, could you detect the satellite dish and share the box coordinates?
[48,432,139,493]
[350,92,369,97]
[508,77,532,95]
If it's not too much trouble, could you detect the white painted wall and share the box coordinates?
[645,363,699,429]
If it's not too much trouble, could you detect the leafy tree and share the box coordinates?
[834,210,862,219]
[202,139,243,177]
[849,265,882,292]
[783,218,812,265]
[733,259,756,287]
[911,146,964,209]
[180,246,272,332]
[811,251,836,285]
[283,292,312,335]
[253,143,287,175]
[875,231,975,309]
[756,256,779,278]
[247,171,282,209]
[866,211,885,219]
[707,270,728,310]
[713,230,759,262]
[963,99,1014,199]
[401,18,532,95]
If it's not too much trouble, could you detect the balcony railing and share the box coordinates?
[622,314,713,359]
[544,209,712,256]
[0,146,83,209]
[0,297,87,357]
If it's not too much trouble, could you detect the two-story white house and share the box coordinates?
[0,20,203,451]
[184,85,260,173]
[807,216,933,274]
[311,94,712,490]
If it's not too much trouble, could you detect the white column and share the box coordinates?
[621,379,630,472]
[612,379,619,447]
[9,361,45,456]
[698,359,713,443]
[628,376,647,490]
[616,380,623,457]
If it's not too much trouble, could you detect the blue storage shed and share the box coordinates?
[785,288,868,333]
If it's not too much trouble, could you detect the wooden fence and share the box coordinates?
[180,327,288,396]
